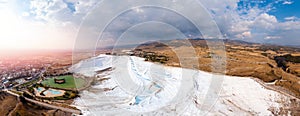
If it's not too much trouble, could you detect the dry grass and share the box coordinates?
[0,92,18,115]
[0,92,72,116]
[137,44,300,98]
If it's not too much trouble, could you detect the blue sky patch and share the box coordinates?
[63,0,76,13]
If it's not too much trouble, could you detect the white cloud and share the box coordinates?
[253,13,278,30]
[284,16,297,21]
[73,0,99,14]
[236,31,252,39]
[30,0,69,23]
[264,36,280,40]
[278,21,300,30]
[199,0,300,45]
[282,1,293,5]
[28,0,99,27]
[231,20,253,32]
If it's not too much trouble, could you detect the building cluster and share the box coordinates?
[0,58,47,89]
[0,53,72,90]
[54,78,66,84]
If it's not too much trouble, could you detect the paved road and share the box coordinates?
[4,90,81,115]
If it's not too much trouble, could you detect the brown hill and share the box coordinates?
[134,38,300,98]
[0,92,72,116]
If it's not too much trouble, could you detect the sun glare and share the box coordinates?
[0,9,73,52]
[0,10,20,48]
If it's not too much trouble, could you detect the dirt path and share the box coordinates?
[7,102,21,116]
[4,90,82,115]
[253,78,299,100]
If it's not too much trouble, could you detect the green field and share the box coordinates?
[42,75,86,89]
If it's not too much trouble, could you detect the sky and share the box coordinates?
[0,0,299,51]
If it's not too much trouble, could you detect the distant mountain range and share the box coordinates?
[101,38,300,52]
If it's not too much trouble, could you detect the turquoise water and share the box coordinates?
[134,96,145,105]
[43,89,62,95]
[37,87,44,93]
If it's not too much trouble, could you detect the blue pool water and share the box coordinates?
[37,87,44,93]
[43,89,62,95]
